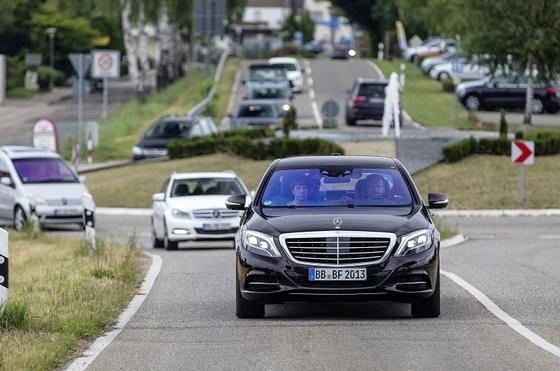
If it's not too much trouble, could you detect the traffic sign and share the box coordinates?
[92,50,120,79]
[512,140,534,165]
[321,100,339,119]
[451,60,464,73]
[69,53,92,76]
[32,118,58,152]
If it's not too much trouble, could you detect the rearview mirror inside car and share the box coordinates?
[0,176,13,187]
[225,194,247,210]
[428,193,448,209]
[152,193,165,202]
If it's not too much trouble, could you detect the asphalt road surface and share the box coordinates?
[48,213,558,370]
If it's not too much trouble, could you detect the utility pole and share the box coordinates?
[46,27,57,90]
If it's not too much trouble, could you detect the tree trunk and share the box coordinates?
[157,1,172,88]
[137,2,152,93]
[120,0,143,98]
[523,57,534,126]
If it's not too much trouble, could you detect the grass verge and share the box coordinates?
[6,87,35,98]
[0,232,144,369]
[205,57,241,125]
[85,154,271,208]
[374,59,471,128]
[413,154,560,209]
[65,69,211,162]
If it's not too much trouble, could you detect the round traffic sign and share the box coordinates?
[97,53,114,71]
[321,100,339,119]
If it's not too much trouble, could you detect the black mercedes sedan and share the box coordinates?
[456,76,560,114]
[226,155,448,318]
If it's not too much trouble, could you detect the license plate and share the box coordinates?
[309,267,367,281]
[202,223,231,230]
[54,209,79,216]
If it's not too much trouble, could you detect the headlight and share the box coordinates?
[282,104,290,112]
[394,229,433,256]
[242,229,280,257]
[348,48,357,57]
[29,195,48,207]
[132,146,143,156]
[171,208,191,218]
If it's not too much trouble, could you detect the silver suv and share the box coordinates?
[0,146,95,230]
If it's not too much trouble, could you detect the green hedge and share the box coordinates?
[443,132,560,162]
[168,130,344,160]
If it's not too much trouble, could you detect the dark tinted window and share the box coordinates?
[237,104,277,118]
[145,120,192,139]
[271,63,297,71]
[170,178,245,197]
[249,88,290,99]
[13,158,78,184]
[358,83,386,98]
[261,167,412,207]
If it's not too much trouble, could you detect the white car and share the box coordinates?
[151,171,250,250]
[430,58,490,82]
[268,57,304,93]
[0,146,95,230]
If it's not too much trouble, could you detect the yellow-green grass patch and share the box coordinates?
[0,233,144,370]
[206,57,241,125]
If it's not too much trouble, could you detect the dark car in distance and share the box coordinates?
[132,115,218,160]
[346,78,389,125]
[226,155,448,318]
[456,76,560,114]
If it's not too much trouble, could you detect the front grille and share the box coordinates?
[194,227,238,235]
[46,199,82,206]
[280,231,396,267]
[193,209,240,219]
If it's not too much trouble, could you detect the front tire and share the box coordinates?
[163,221,178,250]
[437,72,450,81]
[411,267,441,318]
[236,268,265,318]
[13,206,27,231]
[532,97,544,114]
[152,220,164,249]
[464,94,481,111]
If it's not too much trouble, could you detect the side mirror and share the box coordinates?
[152,193,165,202]
[225,194,247,210]
[428,193,448,209]
[0,176,13,188]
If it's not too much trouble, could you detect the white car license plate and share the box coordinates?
[54,209,79,216]
[202,223,230,230]
[308,267,367,281]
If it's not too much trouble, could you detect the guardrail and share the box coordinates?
[0,228,8,308]
[187,48,230,116]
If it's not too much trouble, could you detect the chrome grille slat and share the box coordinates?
[281,231,395,267]
[192,208,240,219]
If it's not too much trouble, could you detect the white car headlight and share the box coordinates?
[171,208,191,218]
[394,229,433,256]
[132,146,144,156]
[242,229,280,257]
[29,195,48,207]
[282,104,290,112]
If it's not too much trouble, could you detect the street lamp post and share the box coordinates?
[46,27,57,90]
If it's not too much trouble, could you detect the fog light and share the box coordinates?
[172,228,189,235]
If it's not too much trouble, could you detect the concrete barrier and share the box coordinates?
[0,228,8,307]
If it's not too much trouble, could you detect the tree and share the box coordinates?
[281,10,315,44]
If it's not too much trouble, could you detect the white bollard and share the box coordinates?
[377,43,384,61]
[82,194,96,251]
[87,132,93,164]
[0,228,8,308]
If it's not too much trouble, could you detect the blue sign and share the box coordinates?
[294,31,303,47]
[452,60,464,73]
[330,15,339,29]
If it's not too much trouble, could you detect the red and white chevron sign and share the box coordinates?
[511,140,534,165]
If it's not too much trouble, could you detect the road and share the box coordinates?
[58,213,559,370]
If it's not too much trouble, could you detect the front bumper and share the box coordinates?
[35,205,85,225]
[166,216,240,241]
[237,240,438,304]
[348,106,384,121]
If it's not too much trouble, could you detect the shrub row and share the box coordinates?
[168,131,344,160]
[443,132,560,162]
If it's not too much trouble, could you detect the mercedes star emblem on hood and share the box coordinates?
[333,217,342,229]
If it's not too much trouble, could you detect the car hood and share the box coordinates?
[251,207,429,237]
[166,195,234,210]
[137,138,172,149]
[23,183,89,202]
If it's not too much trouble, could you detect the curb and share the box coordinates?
[440,234,468,248]
[66,251,163,371]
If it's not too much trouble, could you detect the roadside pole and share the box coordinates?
[0,228,8,308]
[0,54,5,105]
[78,54,84,157]
[511,140,534,207]
[518,165,525,206]
[102,78,108,120]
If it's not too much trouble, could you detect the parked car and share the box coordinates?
[244,64,290,90]
[244,86,293,113]
[151,171,250,250]
[456,75,560,114]
[331,44,350,59]
[346,78,389,125]
[268,57,304,93]
[429,58,490,82]
[229,100,284,129]
[226,155,448,318]
[0,146,95,231]
[403,37,446,63]
[420,51,462,74]
[132,115,218,160]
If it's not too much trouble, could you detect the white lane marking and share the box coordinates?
[434,209,560,217]
[304,60,310,68]
[442,269,560,359]
[307,76,314,86]
[67,252,163,370]
[440,234,467,248]
[469,235,496,240]
[96,207,151,216]
[309,89,316,100]
[366,60,386,79]
[539,235,560,239]
[311,101,323,129]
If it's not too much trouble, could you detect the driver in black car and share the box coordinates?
[363,174,389,199]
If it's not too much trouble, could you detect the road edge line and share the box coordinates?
[441,269,560,359]
[440,234,467,248]
[66,252,163,370]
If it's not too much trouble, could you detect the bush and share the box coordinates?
[168,129,344,160]
[37,66,65,90]
[441,79,455,93]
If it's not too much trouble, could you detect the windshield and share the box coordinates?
[238,104,278,118]
[247,67,287,82]
[358,84,386,98]
[145,120,192,139]
[270,63,297,71]
[13,158,78,184]
[261,167,413,207]
[170,178,245,197]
